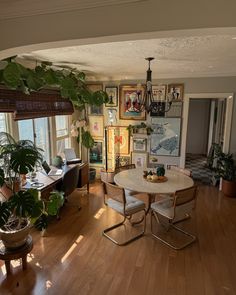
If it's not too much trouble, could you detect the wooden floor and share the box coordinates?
[0,182,236,295]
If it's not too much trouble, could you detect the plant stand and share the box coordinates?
[0,235,33,276]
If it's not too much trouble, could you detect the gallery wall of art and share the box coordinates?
[87,82,184,175]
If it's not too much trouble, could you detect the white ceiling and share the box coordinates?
[17,34,236,81]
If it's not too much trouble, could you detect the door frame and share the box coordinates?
[180,92,234,168]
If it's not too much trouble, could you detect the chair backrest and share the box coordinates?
[170,166,192,177]
[173,186,198,207]
[64,148,77,161]
[115,164,136,174]
[103,182,126,204]
[61,165,80,196]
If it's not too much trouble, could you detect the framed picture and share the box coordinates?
[133,138,146,152]
[150,118,181,156]
[105,86,118,107]
[89,141,103,165]
[89,116,104,137]
[132,152,148,168]
[168,84,184,101]
[108,126,130,155]
[106,108,118,125]
[115,156,131,167]
[165,101,183,118]
[119,85,146,120]
[87,84,104,115]
[152,85,166,101]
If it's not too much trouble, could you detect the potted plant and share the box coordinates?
[0,189,64,248]
[127,122,153,136]
[215,151,236,197]
[0,131,64,248]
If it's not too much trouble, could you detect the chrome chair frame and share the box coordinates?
[102,182,146,246]
[151,186,198,250]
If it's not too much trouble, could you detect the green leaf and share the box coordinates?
[26,71,43,91]
[47,191,64,216]
[8,190,37,218]
[0,202,11,227]
[3,62,21,88]
[82,130,94,149]
[34,214,48,231]
[92,90,109,105]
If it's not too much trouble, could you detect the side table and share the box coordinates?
[0,235,33,276]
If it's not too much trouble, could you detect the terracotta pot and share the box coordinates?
[0,219,31,249]
[222,179,236,198]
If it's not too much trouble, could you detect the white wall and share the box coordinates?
[186,99,211,155]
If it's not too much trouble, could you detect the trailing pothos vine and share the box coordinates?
[0,56,109,148]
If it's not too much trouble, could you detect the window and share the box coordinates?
[0,113,7,132]
[18,118,50,162]
[55,115,71,156]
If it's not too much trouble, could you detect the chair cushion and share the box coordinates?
[124,189,139,197]
[107,195,145,216]
[151,199,175,219]
[151,199,195,220]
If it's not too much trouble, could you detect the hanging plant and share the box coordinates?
[0,56,109,148]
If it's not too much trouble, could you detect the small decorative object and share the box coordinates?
[133,138,146,152]
[52,155,64,168]
[150,118,181,156]
[143,169,167,183]
[89,116,104,137]
[167,84,184,101]
[105,86,118,107]
[119,85,146,120]
[108,126,130,155]
[132,152,148,168]
[89,141,103,165]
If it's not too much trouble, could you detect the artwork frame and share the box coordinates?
[87,84,104,115]
[105,86,118,107]
[119,85,146,120]
[132,152,148,168]
[133,138,147,152]
[89,116,104,138]
[152,85,167,101]
[168,84,184,101]
[108,126,130,155]
[89,140,103,166]
[165,101,183,118]
[150,118,181,157]
[115,156,131,168]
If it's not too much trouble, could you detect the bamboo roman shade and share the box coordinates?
[0,86,74,120]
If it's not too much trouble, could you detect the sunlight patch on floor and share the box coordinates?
[94,208,106,219]
[61,235,84,263]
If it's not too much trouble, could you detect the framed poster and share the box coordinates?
[165,101,183,118]
[152,85,167,101]
[167,84,184,101]
[89,141,103,165]
[132,152,148,168]
[106,108,117,125]
[119,85,146,120]
[87,84,104,115]
[89,116,104,137]
[133,138,147,152]
[150,118,181,156]
[115,156,131,167]
[105,86,118,107]
[108,126,130,155]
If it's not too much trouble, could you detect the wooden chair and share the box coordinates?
[102,182,146,246]
[150,186,198,250]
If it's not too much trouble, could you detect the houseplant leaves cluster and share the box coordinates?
[0,56,109,148]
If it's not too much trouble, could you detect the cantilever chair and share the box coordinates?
[151,186,198,250]
[115,164,138,197]
[102,182,146,246]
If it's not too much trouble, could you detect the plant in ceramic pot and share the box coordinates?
[0,131,64,248]
[214,151,236,197]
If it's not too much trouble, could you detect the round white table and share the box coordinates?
[114,168,194,213]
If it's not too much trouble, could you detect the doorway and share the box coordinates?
[185,98,226,183]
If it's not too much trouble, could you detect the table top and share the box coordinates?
[114,168,194,194]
